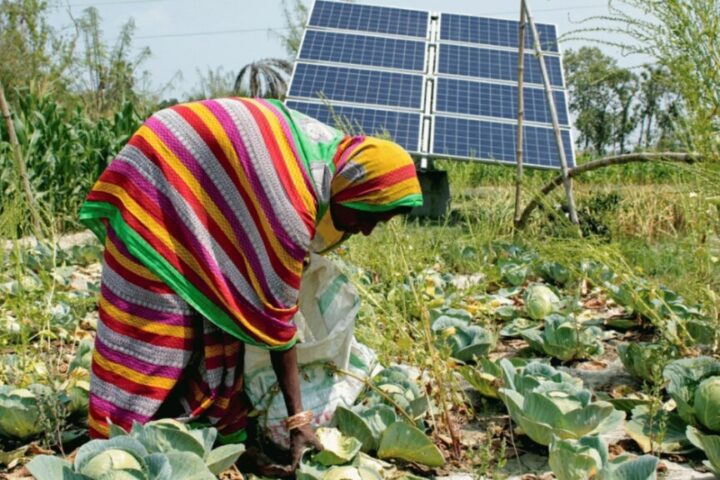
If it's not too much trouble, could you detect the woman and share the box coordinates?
[79,97,423,473]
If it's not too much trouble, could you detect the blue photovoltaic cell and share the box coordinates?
[435,78,569,126]
[440,14,558,52]
[300,30,426,71]
[438,44,563,87]
[290,0,576,169]
[289,63,424,109]
[309,0,429,38]
[286,101,421,152]
[433,116,574,168]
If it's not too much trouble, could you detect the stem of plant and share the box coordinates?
[388,222,462,460]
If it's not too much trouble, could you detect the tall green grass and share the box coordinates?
[0,88,143,233]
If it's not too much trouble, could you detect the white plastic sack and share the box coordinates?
[244,253,377,448]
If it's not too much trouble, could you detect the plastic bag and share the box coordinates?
[244,253,377,447]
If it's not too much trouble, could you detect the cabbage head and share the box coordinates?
[695,377,720,432]
[80,449,144,478]
[0,385,50,440]
[521,314,604,362]
[550,435,659,480]
[524,284,560,320]
[664,357,720,431]
[497,360,625,446]
[617,343,677,383]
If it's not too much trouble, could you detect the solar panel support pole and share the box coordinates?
[514,1,527,227]
[524,0,579,225]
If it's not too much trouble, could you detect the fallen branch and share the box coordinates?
[515,152,700,228]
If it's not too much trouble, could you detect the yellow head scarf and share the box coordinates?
[311,137,423,253]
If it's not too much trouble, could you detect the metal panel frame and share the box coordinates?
[433,44,565,87]
[287,0,576,170]
[432,77,570,127]
[288,61,427,111]
[308,0,431,39]
[299,29,428,73]
[437,12,560,53]
[429,116,574,169]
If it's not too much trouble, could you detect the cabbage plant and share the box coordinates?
[605,281,712,346]
[459,358,504,399]
[0,384,53,440]
[498,360,625,446]
[535,261,571,286]
[431,313,497,363]
[332,407,444,468]
[664,357,720,432]
[686,426,720,477]
[62,367,90,416]
[298,425,443,479]
[521,314,604,362]
[626,405,691,454]
[524,284,560,320]
[27,420,245,479]
[312,428,362,466]
[549,435,659,480]
[333,366,444,468]
[61,343,92,416]
[358,366,429,420]
[459,358,529,399]
[617,342,678,383]
[499,260,529,287]
[333,405,397,452]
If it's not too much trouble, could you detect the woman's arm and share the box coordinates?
[270,345,323,470]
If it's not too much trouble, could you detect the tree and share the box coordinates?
[573,0,720,159]
[0,0,75,99]
[234,58,292,98]
[635,66,680,148]
[72,7,151,115]
[275,0,308,58]
[563,47,639,155]
[564,47,617,154]
[608,67,638,153]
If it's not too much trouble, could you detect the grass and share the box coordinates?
[1,157,718,473]
[344,163,718,306]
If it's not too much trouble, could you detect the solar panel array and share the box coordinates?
[286,0,574,169]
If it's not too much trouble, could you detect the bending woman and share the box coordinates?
[79,97,422,473]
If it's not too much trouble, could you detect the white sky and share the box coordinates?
[48,0,647,99]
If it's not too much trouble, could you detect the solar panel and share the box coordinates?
[286,100,422,152]
[435,78,570,126]
[287,0,575,168]
[309,0,429,38]
[440,13,558,52]
[300,30,426,71]
[433,116,574,168]
[288,63,424,109]
[437,44,564,87]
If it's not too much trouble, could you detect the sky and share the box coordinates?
[47,0,647,99]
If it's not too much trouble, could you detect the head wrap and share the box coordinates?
[331,136,423,211]
[311,136,423,252]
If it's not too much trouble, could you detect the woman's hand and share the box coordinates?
[250,422,323,477]
[269,345,324,475]
[290,424,324,469]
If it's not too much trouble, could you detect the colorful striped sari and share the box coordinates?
[91,226,249,440]
[80,98,422,440]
